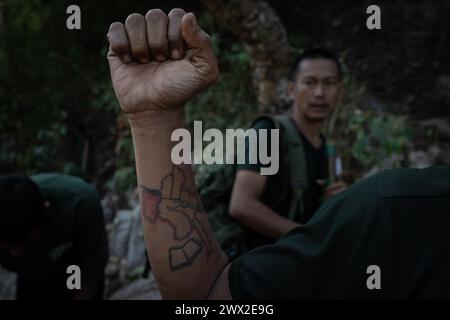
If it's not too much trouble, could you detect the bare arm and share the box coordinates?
[107,8,230,299]
[230,170,300,238]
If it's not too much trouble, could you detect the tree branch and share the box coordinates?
[200,0,292,113]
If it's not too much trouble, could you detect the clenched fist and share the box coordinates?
[107,9,219,115]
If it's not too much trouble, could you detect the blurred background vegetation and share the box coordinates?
[1,0,449,204]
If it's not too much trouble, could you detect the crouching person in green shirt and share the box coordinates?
[0,173,109,300]
[106,8,450,299]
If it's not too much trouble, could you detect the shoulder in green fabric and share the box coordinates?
[229,165,450,299]
[31,173,98,201]
[31,173,101,223]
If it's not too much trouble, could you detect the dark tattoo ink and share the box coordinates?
[169,238,203,271]
[142,187,161,223]
[140,165,212,271]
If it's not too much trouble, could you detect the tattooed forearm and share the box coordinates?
[142,187,161,223]
[169,238,203,271]
[141,165,212,271]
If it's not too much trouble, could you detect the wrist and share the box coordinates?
[126,108,185,131]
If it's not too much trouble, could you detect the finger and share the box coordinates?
[145,9,169,62]
[107,22,132,63]
[107,48,126,84]
[125,13,150,63]
[167,8,186,60]
[181,13,217,68]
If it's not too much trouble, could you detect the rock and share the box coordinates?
[107,206,146,276]
[126,206,146,274]
[0,268,17,300]
[104,204,147,298]
[109,209,135,259]
[101,192,120,225]
[420,117,450,141]
[409,150,433,169]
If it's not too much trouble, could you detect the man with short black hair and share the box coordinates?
[0,173,108,300]
[229,48,347,249]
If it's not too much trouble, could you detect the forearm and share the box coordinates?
[129,110,229,299]
[232,198,300,238]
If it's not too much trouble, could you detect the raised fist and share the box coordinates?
[107,9,219,115]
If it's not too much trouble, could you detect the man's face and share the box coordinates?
[288,58,343,122]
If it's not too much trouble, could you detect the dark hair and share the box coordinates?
[288,48,343,82]
[0,174,45,244]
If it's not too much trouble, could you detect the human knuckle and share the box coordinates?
[168,34,181,45]
[203,34,212,46]
[146,8,166,20]
[109,22,123,32]
[133,45,148,56]
[111,42,128,53]
[168,8,186,17]
[126,13,144,25]
[150,39,168,50]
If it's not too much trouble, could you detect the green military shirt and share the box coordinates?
[0,173,108,284]
[229,166,450,299]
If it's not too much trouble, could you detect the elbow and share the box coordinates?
[229,197,248,221]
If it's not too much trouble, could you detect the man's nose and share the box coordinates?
[313,84,325,97]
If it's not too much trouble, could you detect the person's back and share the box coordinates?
[229,166,450,299]
[0,173,108,299]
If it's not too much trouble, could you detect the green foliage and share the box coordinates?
[186,29,256,131]
[347,110,411,167]
[0,0,122,177]
[108,132,136,194]
[327,77,412,173]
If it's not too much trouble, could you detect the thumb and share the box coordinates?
[181,13,217,67]
[107,47,124,75]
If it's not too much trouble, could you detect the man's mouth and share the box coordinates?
[309,103,329,110]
